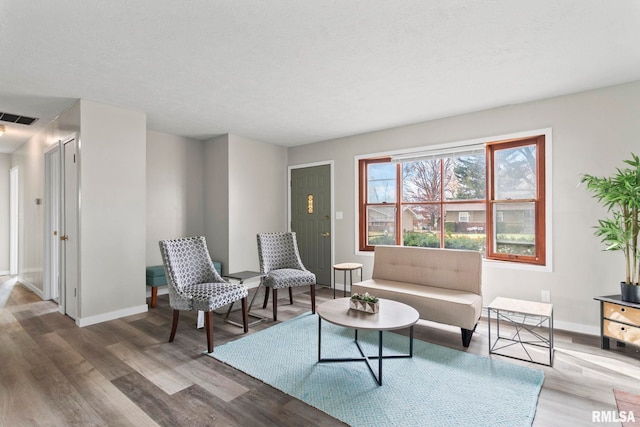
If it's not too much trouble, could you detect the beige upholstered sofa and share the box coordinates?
[352,245,483,347]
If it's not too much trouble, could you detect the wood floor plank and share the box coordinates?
[107,342,193,395]
[0,361,69,426]
[92,318,163,350]
[112,371,186,427]
[29,363,106,425]
[0,308,22,333]
[174,357,250,403]
[69,359,160,426]
[56,325,135,381]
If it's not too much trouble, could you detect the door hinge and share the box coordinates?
[74,288,77,297]
[73,154,76,163]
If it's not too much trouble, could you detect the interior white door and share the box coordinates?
[62,138,78,319]
[44,145,61,302]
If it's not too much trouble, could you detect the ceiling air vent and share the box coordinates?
[0,112,39,126]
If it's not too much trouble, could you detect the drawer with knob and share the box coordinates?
[603,319,640,345]
[603,302,640,326]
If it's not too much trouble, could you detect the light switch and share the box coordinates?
[336,211,343,220]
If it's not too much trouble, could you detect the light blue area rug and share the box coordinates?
[210,312,544,426]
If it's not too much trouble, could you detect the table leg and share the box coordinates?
[378,330,383,385]
[333,268,336,299]
[318,324,413,386]
[223,278,268,328]
[343,270,347,297]
[318,316,322,361]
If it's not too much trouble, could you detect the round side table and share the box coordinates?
[333,262,363,298]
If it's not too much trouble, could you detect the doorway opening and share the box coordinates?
[9,166,18,276]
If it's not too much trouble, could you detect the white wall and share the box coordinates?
[288,80,640,334]
[203,135,230,272]
[78,99,147,323]
[146,130,204,266]
[203,134,287,275]
[228,134,288,273]
[0,154,10,274]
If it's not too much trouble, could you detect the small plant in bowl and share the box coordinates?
[350,292,380,313]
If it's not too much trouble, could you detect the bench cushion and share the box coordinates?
[146,262,222,287]
[146,265,167,287]
[352,279,482,330]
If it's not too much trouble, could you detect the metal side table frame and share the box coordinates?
[333,263,363,298]
[223,271,267,328]
[488,297,554,366]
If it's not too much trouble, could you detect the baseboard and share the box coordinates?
[553,319,599,336]
[16,278,44,299]
[76,304,148,327]
[480,307,599,337]
[0,270,9,276]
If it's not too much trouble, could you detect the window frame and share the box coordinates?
[357,132,549,268]
[358,156,401,251]
[486,135,546,266]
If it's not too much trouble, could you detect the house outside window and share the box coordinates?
[358,134,547,266]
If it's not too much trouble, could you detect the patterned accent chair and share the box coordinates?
[257,232,316,321]
[159,236,249,353]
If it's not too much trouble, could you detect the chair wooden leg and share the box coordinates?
[169,310,180,342]
[150,287,158,308]
[273,288,278,321]
[310,284,316,314]
[288,287,294,305]
[262,286,270,308]
[205,311,214,353]
[241,297,249,333]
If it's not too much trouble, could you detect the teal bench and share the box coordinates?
[146,261,222,308]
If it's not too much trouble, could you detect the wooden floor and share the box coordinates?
[2,276,640,426]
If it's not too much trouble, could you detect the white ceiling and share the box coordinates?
[1,1,639,154]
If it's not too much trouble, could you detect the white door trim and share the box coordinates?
[287,160,335,272]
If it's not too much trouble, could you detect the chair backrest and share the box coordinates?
[256,232,306,273]
[158,236,224,292]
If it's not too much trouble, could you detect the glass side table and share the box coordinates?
[223,271,267,328]
[488,297,554,366]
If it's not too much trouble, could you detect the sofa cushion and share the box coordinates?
[352,279,482,330]
[372,245,482,295]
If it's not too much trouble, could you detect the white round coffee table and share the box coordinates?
[316,297,419,385]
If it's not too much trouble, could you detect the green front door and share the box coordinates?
[291,165,331,286]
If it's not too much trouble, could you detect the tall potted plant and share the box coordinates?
[581,153,640,302]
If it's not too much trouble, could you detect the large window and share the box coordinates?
[358,135,546,266]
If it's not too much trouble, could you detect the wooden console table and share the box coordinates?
[594,295,640,349]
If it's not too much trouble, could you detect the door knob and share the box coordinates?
[321,232,330,237]
[60,235,69,241]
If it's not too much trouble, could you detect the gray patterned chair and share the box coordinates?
[257,232,316,321]
[159,236,249,353]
